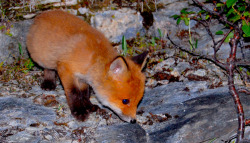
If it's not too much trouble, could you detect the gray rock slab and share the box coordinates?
[94,123,147,143]
[0,97,56,124]
[0,98,56,126]
[0,97,56,142]
[139,82,250,143]
[91,8,144,43]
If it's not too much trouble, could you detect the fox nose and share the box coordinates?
[130,119,136,124]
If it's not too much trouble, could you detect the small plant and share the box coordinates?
[171,8,198,50]
[122,35,128,56]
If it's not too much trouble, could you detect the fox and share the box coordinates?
[26,10,148,123]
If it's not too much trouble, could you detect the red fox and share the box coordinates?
[26,10,148,123]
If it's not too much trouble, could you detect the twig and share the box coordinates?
[167,34,227,71]
[228,31,245,143]
[215,30,232,52]
[238,88,250,94]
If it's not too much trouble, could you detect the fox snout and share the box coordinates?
[118,114,137,123]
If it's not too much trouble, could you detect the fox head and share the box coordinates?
[94,52,148,123]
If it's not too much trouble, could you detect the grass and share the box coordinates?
[0,57,35,82]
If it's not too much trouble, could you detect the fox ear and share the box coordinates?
[109,57,128,78]
[131,51,148,71]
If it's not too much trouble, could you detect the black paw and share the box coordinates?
[72,109,90,121]
[70,104,100,121]
[41,80,56,91]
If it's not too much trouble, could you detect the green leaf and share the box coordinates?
[238,6,246,12]
[247,71,250,76]
[154,37,160,40]
[122,36,127,56]
[198,10,206,14]
[216,3,224,7]
[205,15,210,20]
[158,59,164,62]
[226,0,237,8]
[215,30,224,35]
[151,37,156,46]
[177,18,181,25]
[228,15,241,23]
[180,8,188,14]
[188,40,193,51]
[171,15,180,19]
[187,11,195,14]
[226,8,235,17]
[195,39,198,48]
[184,17,189,26]
[18,43,23,57]
[243,11,250,17]
[158,28,163,39]
[242,22,250,37]
[225,31,234,42]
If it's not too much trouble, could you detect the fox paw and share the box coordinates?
[71,104,100,121]
[41,80,56,91]
[72,110,90,121]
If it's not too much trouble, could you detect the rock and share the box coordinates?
[39,0,60,5]
[171,62,190,77]
[0,97,56,142]
[23,14,36,19]
[0,79,249,142]
[94,123,147,143]
[53,0,78,7]
[91,8,143,43]
[78,7,89,15]
[146,78,158,87]
[154,58,176,72]
[138,82,250,143]
[7,131,41,143]
[0,97,56,125]
[0,20,32,65]
[192,69,207,77]
[149,1,189,39]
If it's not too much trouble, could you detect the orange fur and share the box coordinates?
[26,10,147,122]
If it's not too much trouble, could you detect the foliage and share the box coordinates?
[215,0,250,37]
[171,8,195,26]
[170,0,250,142]
[171,9,198,50]
[0,44,35,81]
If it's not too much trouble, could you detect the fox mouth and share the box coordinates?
[100,101,135,123]
[117,114,136,123]
[94,93,136,123]
[106,106,136,123]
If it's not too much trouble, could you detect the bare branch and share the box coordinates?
[167,34,227,71]
[215,30,232,52]
[238,88,250,95]
[228,31,245,143]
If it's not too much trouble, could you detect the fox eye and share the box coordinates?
[122,99,130,105]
